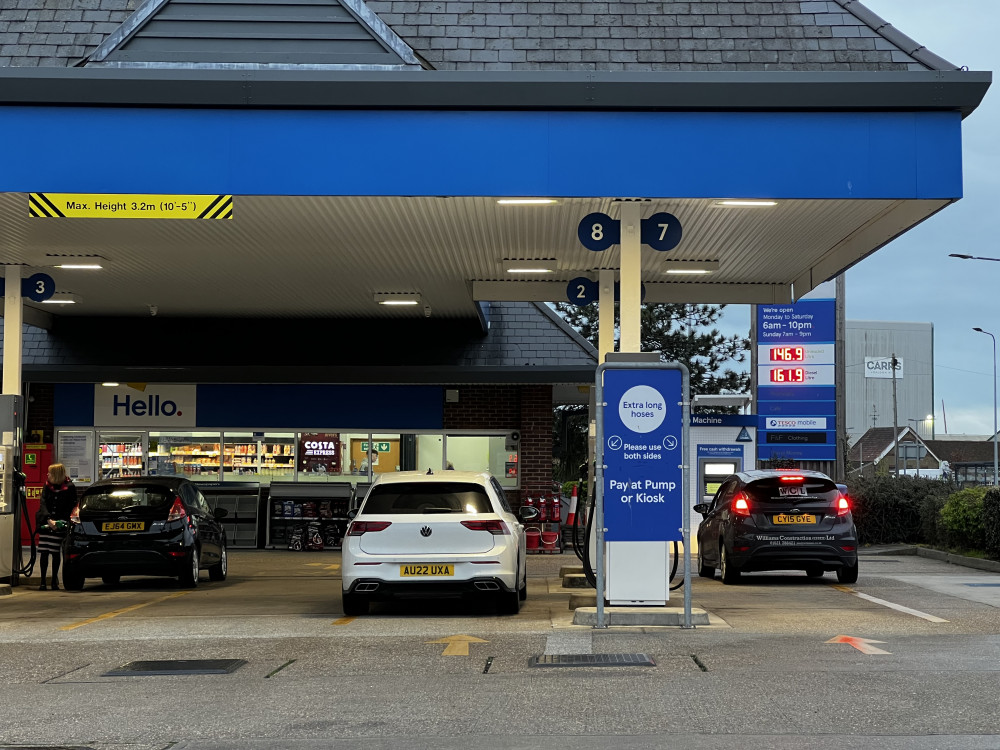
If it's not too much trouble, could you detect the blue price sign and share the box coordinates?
[566,277,597,306]
[577,212,620,252]
[640,212,683,252]
[602,368,684,542]
[21,273,56,302]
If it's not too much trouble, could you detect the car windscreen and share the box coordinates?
[81,485,175,512]
[360,482,494,515]
[745,476,839,504]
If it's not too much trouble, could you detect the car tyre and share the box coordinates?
[837,562,859,584]
[698,548,715,579]
[517,557,527,601]
[342,591,368,616]
[806,566,824,578]
[209,544,228,582]
[63,567,85,591]
[720,545,741,585]
[179,547,200,588]
[101,574,121,586]
[499,586,521,614]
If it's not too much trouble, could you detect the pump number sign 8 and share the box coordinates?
[602,368,684,542]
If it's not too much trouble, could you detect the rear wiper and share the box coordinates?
[421,508,454,514]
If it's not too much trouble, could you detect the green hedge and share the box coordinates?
[848,475,956,546]
[981,488,1000,560]
[939,486,988,550]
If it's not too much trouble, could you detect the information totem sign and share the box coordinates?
[602,367,685,542]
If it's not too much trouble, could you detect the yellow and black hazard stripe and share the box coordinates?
[198,195,233,220]
[29,193,64,218]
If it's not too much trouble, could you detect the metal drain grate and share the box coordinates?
[104,659,247,676]
[964,583,1000,587]
[529,653,656,668]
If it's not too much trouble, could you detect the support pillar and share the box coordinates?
[618,202,642,353]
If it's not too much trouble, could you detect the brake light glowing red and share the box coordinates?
[837,496,851,516]
[69,504,80,524]
[166,497,187,522]
[461,520,511,535]
[347,521,392,536]
[779,475,805,482]
[732,493,751,517]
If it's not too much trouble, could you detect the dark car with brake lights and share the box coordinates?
[62,476,228,590]
[694,469,858,584]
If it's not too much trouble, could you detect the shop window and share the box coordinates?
[149,432,222,482]
[297,432,347,483]
[445,435,519,488]
[223,432,261,482]
[258,433,296,484]
[99,431,147,480]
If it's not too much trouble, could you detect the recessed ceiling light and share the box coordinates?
[715,200,778,207]
[496,198,559,205]
[374,292,421,306]
[55,263,102,270]
[40,292,81,304]
[101,382,120,387]
[503,259,556,273]
[663,260,721,275]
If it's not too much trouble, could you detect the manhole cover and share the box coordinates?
[104,659,247,676]
[529,653,655,668]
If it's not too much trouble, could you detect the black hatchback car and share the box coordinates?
[62,476,228,590]
[694,469,858,584]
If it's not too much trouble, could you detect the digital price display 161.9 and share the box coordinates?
[769,367,806,383]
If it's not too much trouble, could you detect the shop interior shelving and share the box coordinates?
[266,482,354,550]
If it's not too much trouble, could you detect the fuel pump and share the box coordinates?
[0,394,24,584]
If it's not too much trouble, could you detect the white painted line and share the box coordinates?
[833,585,948,623]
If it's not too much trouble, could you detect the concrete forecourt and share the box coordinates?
[1,547,1000,749]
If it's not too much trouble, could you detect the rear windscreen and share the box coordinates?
[81,486,175,512]
[361,482,493,515]
[745,477,839,503]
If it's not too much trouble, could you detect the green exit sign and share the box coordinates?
[361,442,391,452]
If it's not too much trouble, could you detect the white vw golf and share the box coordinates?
[341,470,539,615]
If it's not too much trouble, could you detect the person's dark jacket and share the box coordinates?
[36,480,77,527]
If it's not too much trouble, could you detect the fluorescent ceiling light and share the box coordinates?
[374,292,421,306]
[663,260,721,275]
[496,198,558,205]
[101,382,120,387]
[55,263,102,270]
[40,292,81,304]
[715,200,778,207]
[503,259,556,273]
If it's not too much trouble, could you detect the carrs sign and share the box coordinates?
[865,357,904,379]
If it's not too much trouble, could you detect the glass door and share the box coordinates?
[97,431,147,479]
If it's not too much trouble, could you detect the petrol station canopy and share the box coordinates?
[0,0,991,331]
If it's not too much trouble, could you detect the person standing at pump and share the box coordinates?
[36,463,77,591]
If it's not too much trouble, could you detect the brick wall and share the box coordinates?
[443,383,552,507]
[26,382,54,443]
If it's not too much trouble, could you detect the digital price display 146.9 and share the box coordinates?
[769,346,805,362]
[769,367,806,383]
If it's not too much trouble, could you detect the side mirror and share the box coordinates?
[518,506,540,523]
[347,509,358,520]
[213,507,229,519]
[693,503,709,516]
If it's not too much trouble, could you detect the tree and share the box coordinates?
[555,301,749,396]
[551,302,750,481]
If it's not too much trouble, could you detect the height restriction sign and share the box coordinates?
[602,367,685,542]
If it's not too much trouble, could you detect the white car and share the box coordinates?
[341,470,539,615]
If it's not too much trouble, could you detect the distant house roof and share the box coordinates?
[0,0,958,72]
[925,439,998,465]
[848,425,940,465]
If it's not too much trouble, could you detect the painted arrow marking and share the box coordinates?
[825,635,891,655]
[426,635,488,656]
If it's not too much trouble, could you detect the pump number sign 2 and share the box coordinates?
[602,368,684,542]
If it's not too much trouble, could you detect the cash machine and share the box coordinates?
[0,395,24,584]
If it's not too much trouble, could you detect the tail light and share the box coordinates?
[461,520,511,535]
[167,497,187,522]
[837,495,851,516]
[731,492,751,517]
[347,521,392,536]
[69,504,80,524]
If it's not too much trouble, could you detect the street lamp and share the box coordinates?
[906,415,934,437]
[973,327,999,487]
[950,253,1000,262]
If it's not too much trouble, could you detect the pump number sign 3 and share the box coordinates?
[602,368,684,542]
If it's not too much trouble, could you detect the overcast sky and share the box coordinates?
[718,0,998,437]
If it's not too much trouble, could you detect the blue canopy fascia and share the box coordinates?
[1,107,962,200]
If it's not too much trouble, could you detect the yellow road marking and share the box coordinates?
[59,591,191,631]
[307,563,341,571]
[426,635,488,656]
[331,616,356,626]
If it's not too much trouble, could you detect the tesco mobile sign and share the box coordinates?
[94,384,196,427]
